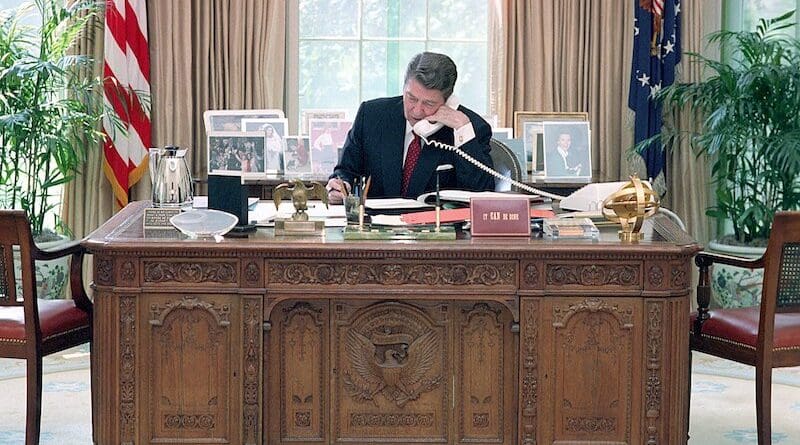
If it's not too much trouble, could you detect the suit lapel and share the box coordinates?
[381,99,406,196]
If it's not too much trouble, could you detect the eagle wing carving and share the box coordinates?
[399,330,438,388]
[345,330,384,389]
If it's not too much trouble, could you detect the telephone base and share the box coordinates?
[344,225,456,240]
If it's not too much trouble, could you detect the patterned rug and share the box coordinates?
[0,348,797,444]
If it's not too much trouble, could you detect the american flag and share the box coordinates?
[102,0,151,208]
[629,0,681,186]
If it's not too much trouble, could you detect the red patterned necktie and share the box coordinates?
[401,133,421,196]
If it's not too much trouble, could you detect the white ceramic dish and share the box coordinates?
[170,209,238,239]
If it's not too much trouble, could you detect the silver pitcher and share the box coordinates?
[150,146,193,208]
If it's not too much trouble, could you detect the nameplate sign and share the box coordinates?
[143,207,182,230]
[470,197,531,237]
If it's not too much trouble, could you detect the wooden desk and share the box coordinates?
[85,201,699,445]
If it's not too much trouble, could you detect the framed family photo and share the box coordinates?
[207,132,266,176]
[308,118,352,175]
[242,118,288,174]
[283,136,312,177]
[203,109,285,132]
[514,111,589,176]
[301,109,347,136]
[542,121,592,181]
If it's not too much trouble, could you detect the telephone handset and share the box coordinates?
[412,95,461,138]
[412,99,567,200]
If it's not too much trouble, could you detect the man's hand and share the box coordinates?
[325,177,351,204]
[425,105,469,130]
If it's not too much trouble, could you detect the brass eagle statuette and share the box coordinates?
[273,179,328,222]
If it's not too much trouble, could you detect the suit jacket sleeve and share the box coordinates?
[330,102,366,185]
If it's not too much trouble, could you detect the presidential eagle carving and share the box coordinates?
[343,329,441,408]
[273,179,328,221]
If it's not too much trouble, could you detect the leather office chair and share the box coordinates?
[0,210,92,445]
[488,138,523,192]
[691,211,800,445]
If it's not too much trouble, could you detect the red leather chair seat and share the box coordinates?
[0,299,90,343]
[691,307,800,350]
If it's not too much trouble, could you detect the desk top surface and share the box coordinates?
[84,201,699,257]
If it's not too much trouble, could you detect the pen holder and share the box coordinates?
[344,195,360,225]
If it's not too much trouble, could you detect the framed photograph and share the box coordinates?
[542,121,592,181]
[283,136,312,177]
[207,132,266,176]
[301,109,347,135]
[242,118,288,174]
[308,118,353,175]
[203,109,285,132]
[514,111,589,176]
[492,127,513,139]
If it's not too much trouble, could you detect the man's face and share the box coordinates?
[557,133,571,150]
[403,78,446,125]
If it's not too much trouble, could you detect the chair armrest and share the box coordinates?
[695,250,765,270]
[31,239,84,261]
[31,239,92,312]
[693,250,765,336]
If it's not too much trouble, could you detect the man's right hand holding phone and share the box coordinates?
[326,177,351,204]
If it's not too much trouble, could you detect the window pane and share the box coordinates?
[742,0,796,31]
[428,0,487,40]
[299,0,359,38]
[428,41,487,115]
[362,0,427,39]
[299,41,360,111]
[361,40,425,99]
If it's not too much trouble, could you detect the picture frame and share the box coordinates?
[203,109,285,132]
[283,136,312,177]
[207,131,266,176]
[514,111,589,176]
[301,109,347,136]
[242,118,288,174]
[308,118,353,175]
[542,121,592,181]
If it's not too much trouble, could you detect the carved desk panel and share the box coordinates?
[85,202,699,445]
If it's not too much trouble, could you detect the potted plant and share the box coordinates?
[644,11,800,307]
[0,0,104,298]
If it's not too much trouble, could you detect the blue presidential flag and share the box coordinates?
[629,0,681,184]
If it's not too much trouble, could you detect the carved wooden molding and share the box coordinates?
[269,262,515,287]
[280,302,325,440]
[164,414,215,429]
[566,416,616,433]
[546,264,639,287]
[149,296,231,327]
[670,263,688,289]
[520,299,539,445]
[648,265,664,288]
[645,302,664,444]
[119,297,136,442]
[552,298,634,329]
[460,303,504,439]
[144,261,237,284]
[522,263,539,287]
[97,256,113,285]
[120,260,136,285]
[244,261,261,286]
[242,297,261,444]
[349,412,434,427]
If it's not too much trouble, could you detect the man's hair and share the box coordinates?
[404,52,457,99]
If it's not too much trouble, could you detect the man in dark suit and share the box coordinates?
[326,52,494,202]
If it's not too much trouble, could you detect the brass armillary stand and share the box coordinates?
[601,175,660,242]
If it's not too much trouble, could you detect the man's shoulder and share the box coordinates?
[362,96,402,109]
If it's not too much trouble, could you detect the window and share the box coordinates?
[288,0,490,131]
[726,0,800,34]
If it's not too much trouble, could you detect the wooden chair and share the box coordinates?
[691,211,800,445]
[0,210,92,445]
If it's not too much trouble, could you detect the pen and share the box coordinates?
[362,176,372,203]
